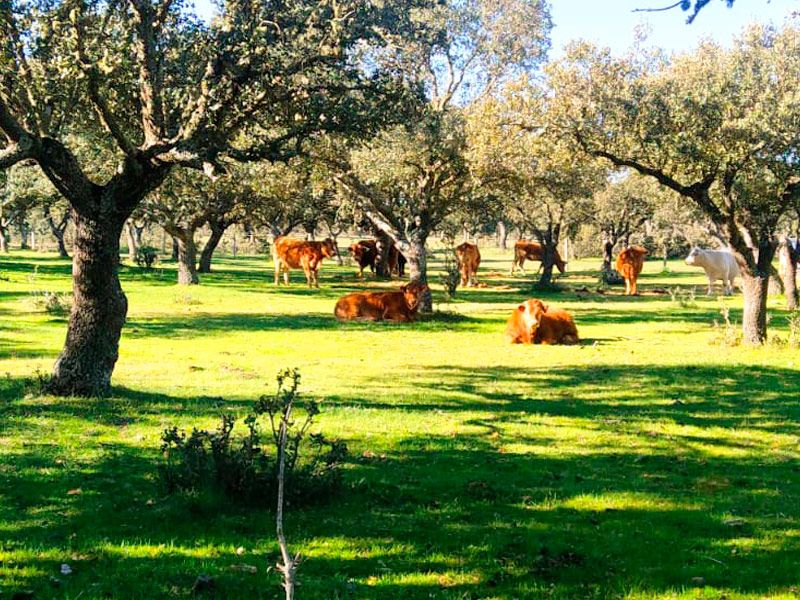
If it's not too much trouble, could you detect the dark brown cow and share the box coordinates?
[348,239,406,278]
[273,236,336,288]
[349,240,378,278]
[616,246,648,296]
[511,241,566,275]
[505,299,579,345]
[455,242,481,287]
[334,281,429,322]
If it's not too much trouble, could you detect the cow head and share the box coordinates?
[685,246,701,266]
[400,281,429,311]
[321,238,337,258]
[555,256,567,274]
[517,299,548,336]
[349,242,364,260]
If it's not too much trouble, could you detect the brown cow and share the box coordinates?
[334,281,429,322]
[349,240,378,278]
[455,242,481,287]
[348,239,406,278]
[615,246,648,296]
[506,299,579,345]
[273,236,336,288]
[511,241,566,275]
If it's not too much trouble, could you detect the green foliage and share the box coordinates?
[134,245,159,269]
[159,369,347,506]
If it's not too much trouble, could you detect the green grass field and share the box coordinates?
[1,246,799,599]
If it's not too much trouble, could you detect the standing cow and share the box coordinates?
[455,242,481,287]
[616,246,648,296]
[273,236,337,287]
[684,246,741,295]
[349,239,406,278]
[511,241,566,275]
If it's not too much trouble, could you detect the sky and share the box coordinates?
[191,0,798,56]
[549,0,798,56]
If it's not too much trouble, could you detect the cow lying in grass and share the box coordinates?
[506,299,579,345]
[684,246,740,295]
[616,246,648,296]
[334,281,429,322]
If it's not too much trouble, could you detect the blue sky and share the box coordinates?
[549,0,798,56]
[192,0,798,56]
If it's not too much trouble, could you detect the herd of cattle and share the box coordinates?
[271,236,750,345]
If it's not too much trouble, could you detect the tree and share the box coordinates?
[0,0,426,395]
[467,79,605,286]
[634,0,736,24]
[586,173,655,272]
[329,0,553,309]
[550,25,800,343]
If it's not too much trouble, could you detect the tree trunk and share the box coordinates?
[175,232,199,285]
[374,231,393,278]
[46,211,70,259]
[741,273,770,344]
[538,241,558,287]
[404,231,432,312]
[125,221,139,262]
[17,217,29,249]
[198,221,226,274]
[0,223,9,253]
[779,240,798,310]
[496,221,508,250]
[171,235,179,261]
[48,214,127,396]
[601,239,614,272]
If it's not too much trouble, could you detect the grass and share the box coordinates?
[1,246,799,599]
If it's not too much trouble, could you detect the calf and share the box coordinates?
[273,237,336,288]
[684,246,740,295]
[506,299,579,345]
[334,281,429,322]
[616,246,648,296]
[511,241,566,275]
[455,242,481,287]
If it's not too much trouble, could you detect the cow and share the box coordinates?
[348,239,406,278]
[684,246,741,295]
[349,240,378,278]
[505,299,579,345]
[455,242,481,287]
[511,241,566,275]
[334,281,429,322]
[273,236,337,288]
[615,246,648,296]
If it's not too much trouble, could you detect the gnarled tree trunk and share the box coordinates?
[45,207,71,259]
[0,221,8,253]
[198,221,226,274]
[741,274,770,344]
[403,228,432,312]
[374,230,393,278]
[48,213,127,396]
[538,240,559,287]
[496,220,508,250]
[171,230,199,285]
[601,238,614,272]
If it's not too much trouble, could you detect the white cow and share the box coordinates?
[684,247,740,295]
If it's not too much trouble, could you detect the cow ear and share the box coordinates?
[517,304,526,312]
[541,303,549,312]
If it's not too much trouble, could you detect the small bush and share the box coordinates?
[159,369,347,506]
[135,245,159,269]
[29,290,71,315]
[173,293,201,306]
[439,251,460,300]
[668,287,696,308]
[598,269,624,286]
[710,297,741,346]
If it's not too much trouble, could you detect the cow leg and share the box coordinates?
[283,269,290,286]
[274,260,281,285]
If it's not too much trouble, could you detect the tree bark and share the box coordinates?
[374,231,392,278]
[17,215,29,249]
[175,231,199,285]
[48,213,128,396]
[125,221,139,262]
[496,220,508,250]
[741,273,770,344]
[198,221,226,273]
[538,241,558,287]
[601,239,614,272]
[45,208,71,259]
[779,240,798,310]
[404,230,432,312]
[171,235,179,261]
[0,222,9,253]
